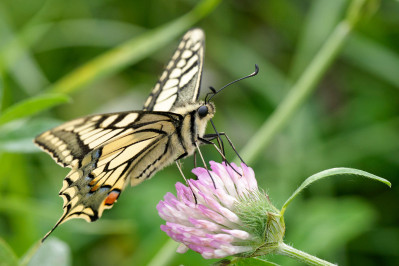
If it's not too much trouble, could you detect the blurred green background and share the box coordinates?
[0,0,398,265]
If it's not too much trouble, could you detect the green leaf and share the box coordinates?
[343,32,399,89]
[35,19,145,51]
[22,238,71,266]
[19,240,41,266]
[346,0,380,25]
[47,0,221,94]
[0,93,70,126]
[289,0,346,80]
[238,20,353,165]
[284,198,376,254]
[0,195,56,220]
[0,238,18,266]
[0,71,3,111]
[281,168,391,215]
[0,118,61,153]
[146,239,179,266]
[0,6,51,94]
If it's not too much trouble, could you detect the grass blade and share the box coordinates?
[0,4,50,94]
[343,32,399,88]
[0,238,18,266]
[289,0,346,80]
[48,0,221,94]
[0,93,70,126]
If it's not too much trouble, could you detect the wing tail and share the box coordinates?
[41,208,71,242]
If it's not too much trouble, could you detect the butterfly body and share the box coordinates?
[36,101,214,226]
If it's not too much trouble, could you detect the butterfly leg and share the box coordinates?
[198,136,229,162]
[175,160,198,204]
[202,132,246,165]
[175,160,189,184]
[195,142,217,189]
[193,151,197,168]
[199,132,246,176]
[209,119,226,158]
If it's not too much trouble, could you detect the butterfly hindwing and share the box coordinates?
[40,111,187,239]
[143,28,204,112]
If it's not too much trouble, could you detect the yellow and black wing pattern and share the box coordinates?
[35,28,206,241]
[35,111,186,240]
[143,28,204,112]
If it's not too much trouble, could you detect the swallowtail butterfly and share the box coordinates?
[35,28,216,240]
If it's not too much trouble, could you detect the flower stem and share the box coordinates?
[47,0,221,94]
[239,20,350,164]
[277,243,336,266]
[147,239,179,266]
[239,0,375,165]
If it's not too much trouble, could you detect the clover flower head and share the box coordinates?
[157,161,284,259]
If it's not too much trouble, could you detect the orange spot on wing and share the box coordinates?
[90,184,100,192]
[104,190,120,205]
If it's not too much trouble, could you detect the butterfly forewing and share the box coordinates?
[35,112,141,168]
[143,28,204,112]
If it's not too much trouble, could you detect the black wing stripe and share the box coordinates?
[189,111,196,145]
[130,136,170,180]
[34,112,177,168]
[140,141,170,180]
[143,28,204,111]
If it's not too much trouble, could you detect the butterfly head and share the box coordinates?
[194,102,215,139]
[197,102,215,120]
[173,101,215,120]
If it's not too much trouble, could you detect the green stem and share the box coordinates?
[277,243,336,266]
[147,239,179,266]
[47,0,221,94]
[19,240,42,266]
[239,0,377,164]
[239,20,351,164]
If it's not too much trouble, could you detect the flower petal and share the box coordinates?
[158,162,269,260]
[221,229,251,240]
[198,190,240,224]
[241,163,258,191]
[176,243,189,253]
[189,218,221,231]
[210,161,238,197]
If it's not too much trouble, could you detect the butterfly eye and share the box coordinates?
[198,105,208,118]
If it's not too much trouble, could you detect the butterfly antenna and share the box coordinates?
[205,86,217,104]
[207,64,259,103]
